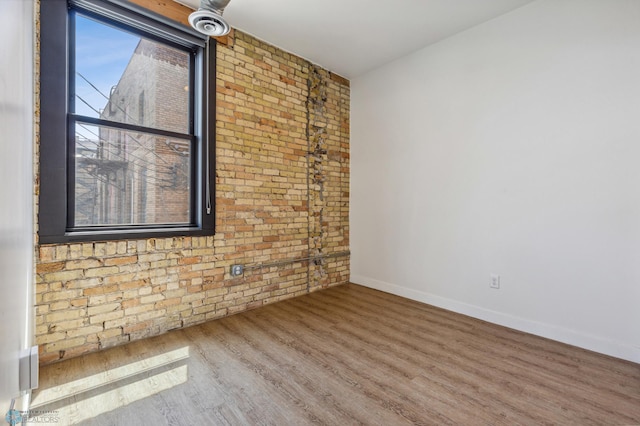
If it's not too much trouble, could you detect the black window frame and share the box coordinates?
[39,0,216,244]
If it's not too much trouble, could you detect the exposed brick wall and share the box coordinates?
[35,25,350,364]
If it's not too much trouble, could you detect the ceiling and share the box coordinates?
[176,0,535,79]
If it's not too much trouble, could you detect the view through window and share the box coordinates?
[72,14,193,227]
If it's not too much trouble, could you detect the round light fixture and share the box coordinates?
[188,10,230,37]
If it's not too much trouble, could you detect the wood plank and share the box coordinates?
[32,283,640,425]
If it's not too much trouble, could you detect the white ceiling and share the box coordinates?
[176,0,535,79]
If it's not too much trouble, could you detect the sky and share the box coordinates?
[74,14,140,141]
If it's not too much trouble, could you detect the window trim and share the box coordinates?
[39,0,216,244]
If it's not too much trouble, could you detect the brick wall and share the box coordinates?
[35,23,350,364]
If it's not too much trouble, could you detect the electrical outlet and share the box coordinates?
[230,264,244,277]
[490,274,500,289]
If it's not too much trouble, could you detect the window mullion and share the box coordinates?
[72,114,194,141]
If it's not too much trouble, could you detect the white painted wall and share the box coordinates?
[0,0,35,410]
[351,0,640,362]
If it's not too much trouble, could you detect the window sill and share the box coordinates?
[39,226,215,245]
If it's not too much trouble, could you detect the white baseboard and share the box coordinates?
[351,274,640,364]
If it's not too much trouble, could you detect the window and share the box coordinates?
[39,0,215,243]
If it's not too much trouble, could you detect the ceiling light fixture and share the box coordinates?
[188,0,231,37]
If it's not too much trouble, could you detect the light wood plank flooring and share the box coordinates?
[32,283,640,425]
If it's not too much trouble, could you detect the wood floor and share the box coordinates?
[32,283,640,425]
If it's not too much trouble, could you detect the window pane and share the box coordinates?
[74,124,191,226]
[74,15,191,134]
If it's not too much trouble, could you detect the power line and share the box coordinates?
[75,137,182,188]
[75,92,189,174]
[76,71,191,159]
[77,72,110,101]
[76,94,102,116]
[76,124,186,186]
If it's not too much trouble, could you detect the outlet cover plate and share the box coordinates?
[490,274,500,289]
[230,264,244,277]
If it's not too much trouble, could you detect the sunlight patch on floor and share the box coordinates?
[30,346,190,425]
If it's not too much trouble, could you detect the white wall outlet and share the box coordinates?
[230,264,244,277]
[490,274,500,289]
